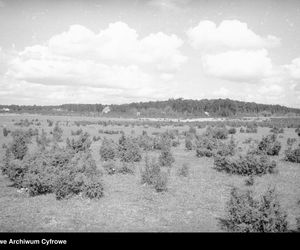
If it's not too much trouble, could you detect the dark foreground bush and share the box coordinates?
[158,145,175,167]
[213,151,277,176]
[228,127,237,134]
[141,157,168,192]
[196,136,236,158]
[10,130,30,160]
[66,132,92,153]
[118,135,142,163]
[284,145,300,163]
[219,187,288,232]
[3,127,10,137]
[257,134,281,156]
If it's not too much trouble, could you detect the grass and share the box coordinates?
[0,115,300,231]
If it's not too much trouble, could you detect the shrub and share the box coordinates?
[116,162,135,175]
[284,145,300,163]
[219,187,288,232]
[118,135,142,163]
[245,125,258,133]
[240,127,245,133]
[99,138,118,161]
[52,122,63,142]
[10,130,29,160]
[135,134,153,151]
[287,138,297,147]
[258,134,281,156]
[245,175,255,186]
[177,163,190,177]
[6,159,27,188]
[71,129,83,136]
[22,148,74,196]
[158,145,175,167]
[47,119,54,127]
[36,129,51,150]
[196,136,219,157]
[270,127,284,134]
[213,151,277,176]
[228,127,237,134]
[53,152,102,200]
[66,132,92,153]
[141,157,168,192]
[188,126,197,135]
[185,137,194,150]
[92,136,101,142]
[82,179,104,199]
[0,147,12,175]
[3,127,10,137]
[206,126,228,139]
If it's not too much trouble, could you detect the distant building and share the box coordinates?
[136,112,141,117]
[1,108,10,112]
[102,106,111,114]
[204,111,210,116]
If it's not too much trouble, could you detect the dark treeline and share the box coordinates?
[1,98,300,117]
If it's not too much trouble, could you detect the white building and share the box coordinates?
[204,111,210,116]
[1,108,10,112]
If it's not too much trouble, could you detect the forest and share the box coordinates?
[1,98,300,117]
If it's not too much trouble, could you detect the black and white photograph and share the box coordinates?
[0,0,300,235]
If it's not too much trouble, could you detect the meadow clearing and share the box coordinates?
[0,114,299,232]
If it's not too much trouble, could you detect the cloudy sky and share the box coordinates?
[0,0,300,107]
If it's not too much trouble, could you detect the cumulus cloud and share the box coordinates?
[187,20,280,51]
[45,22,186,70]
[285,57,300,79]
[6,22,187,101]
[201,49,273,82]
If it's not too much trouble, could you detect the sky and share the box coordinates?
[0,0,300,107]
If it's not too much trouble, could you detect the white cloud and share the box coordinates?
[258,84,284,98]
[285,57,300,79]
[45,22,186,70]
[212,87,230,97]
[201,49,273,82]
[187,20,280,51]
[6,22,187,102]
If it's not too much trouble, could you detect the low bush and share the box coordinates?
[213,151,277,176]
[228,127,237,134]
[52,122,63,142]
[177,163,190,177]
[219,187,288,232]
[141,157,168,192]
[118,135,142,163]
[257,134,281,156]
[71,129,83,136]
[284,145,300,163]
[3,127,10,137]
[245,125,258,133]
[205,126,228,139]
[36,129,51,150]
[66,132,92,153]
[10,130,30,160]
[158,145,175,167]
[99,138,118,161]
[287,138,297,147]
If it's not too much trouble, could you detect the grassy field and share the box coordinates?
[0,115,300,232]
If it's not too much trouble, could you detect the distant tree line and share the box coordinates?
[1,98,299,117]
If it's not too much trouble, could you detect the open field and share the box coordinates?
[0,115,300,232]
